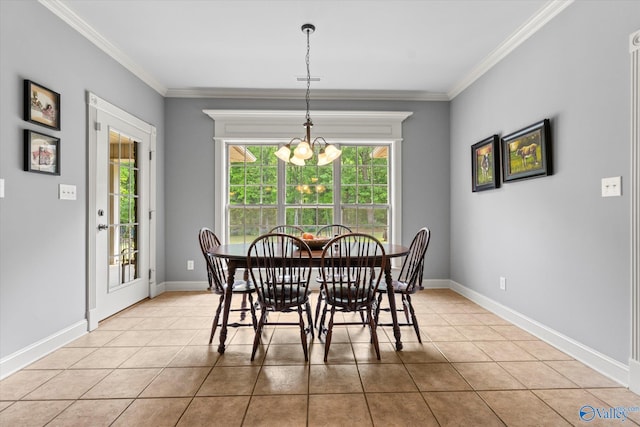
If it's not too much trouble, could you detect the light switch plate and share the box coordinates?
[59,184,77,200]
[601,176,622,197]
[0,179,4,198]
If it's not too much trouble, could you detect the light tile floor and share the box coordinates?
[1,289,639,426]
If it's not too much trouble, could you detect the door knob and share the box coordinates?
[97,224,108,231]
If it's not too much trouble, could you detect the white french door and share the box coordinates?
[87,92,156,329]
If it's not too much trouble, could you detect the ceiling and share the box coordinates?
[43,0,573,100]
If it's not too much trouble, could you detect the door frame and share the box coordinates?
[86,91,157,330]
[629,28,640,393]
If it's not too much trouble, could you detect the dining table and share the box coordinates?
[210,241,410,354]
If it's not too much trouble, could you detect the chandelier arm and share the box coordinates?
[312,136,328,146]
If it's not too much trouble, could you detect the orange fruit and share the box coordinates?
[302,232,315,240]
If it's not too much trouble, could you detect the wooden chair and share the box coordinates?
[313,224,353,331]
[374,227,430,342]
[198,227,257,344]
[315,224,352,237]
[319,233,386,361]
[246,233,314,361]
[268,224,305,236]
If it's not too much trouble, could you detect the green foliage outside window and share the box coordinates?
[119,164,137,264]
[227,144,389,243]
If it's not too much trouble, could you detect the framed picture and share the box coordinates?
[471,134,500,192]
[501,119,551,182]
[24,80,60,130]
[24,129,60,175]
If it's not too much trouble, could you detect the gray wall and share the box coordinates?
[2,0,635,374]
[164,98,450,283]
[450,0,639,364]
[0,1,165,358]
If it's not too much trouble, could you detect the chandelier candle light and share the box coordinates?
[274,23,342,166]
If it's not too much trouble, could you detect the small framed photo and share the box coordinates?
[471,134,500,192]
[24,80,60,130]
[24,129,60,175]
[501,119,551,182]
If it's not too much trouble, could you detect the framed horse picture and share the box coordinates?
[471,134,500,192]
[501,119,552,182]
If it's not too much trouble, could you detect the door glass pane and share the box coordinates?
[108,129,139,290]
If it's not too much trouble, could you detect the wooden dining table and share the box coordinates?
[210,242,410,354]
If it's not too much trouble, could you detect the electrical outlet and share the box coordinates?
[59,184,77,200]
[187,260,194,270]
[499,277,506,291]
[601,176,622,197]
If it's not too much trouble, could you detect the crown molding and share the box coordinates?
[447,0,574,99]
[38,0,168,96]
[166,87,449,101]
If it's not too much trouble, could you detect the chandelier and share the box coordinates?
[274,23,342,166]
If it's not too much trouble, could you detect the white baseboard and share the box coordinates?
[164,281,210,291]
[449,280,629,387]
[630,358,640,394]
[422,279,450,289]
[165,278,453,292]
[0,320,88,380]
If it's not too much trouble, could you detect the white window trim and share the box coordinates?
[203,109,413,245]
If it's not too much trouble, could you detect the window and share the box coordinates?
[340,145,389,240]
[226,143,389,243]
[228,145,278,242]
[205,109,412,245]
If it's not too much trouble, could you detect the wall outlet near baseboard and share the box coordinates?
[499,277,507,291]
[187,260,194,270]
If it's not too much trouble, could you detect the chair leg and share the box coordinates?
[324,306,336,362]
[318,298,328,335]
[248,292,258,331]
[251,310,267,361]
[298,306,309,361]
[305,301,314,339]
[209,294,225,344]
[407,294,422,343]
[402,294,411,324]
[368,306,381,360]
[314,289,324,327]
[374,292,383,323]
[240,293,248,321]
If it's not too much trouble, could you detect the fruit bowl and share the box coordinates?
[297,237,331,250]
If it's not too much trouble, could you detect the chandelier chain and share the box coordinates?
[305,26,311,123]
